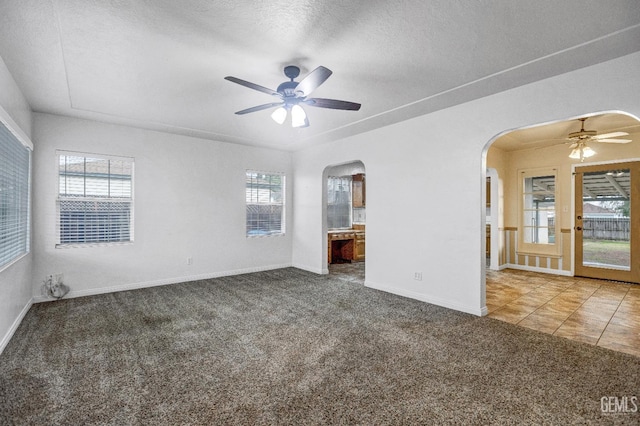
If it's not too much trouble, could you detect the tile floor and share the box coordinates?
[487,268,640,357]
[328,261,366,283]
[330,262,640,357]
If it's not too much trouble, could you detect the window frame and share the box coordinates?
[245,170,285,238]
[56,150,135,248]
[327,175,353,230]
[0,112,32,272]
[517,167,560,256]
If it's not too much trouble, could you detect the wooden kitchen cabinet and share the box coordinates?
[352,174,366,207]
[328,229,365,263]
[354,232,365,261]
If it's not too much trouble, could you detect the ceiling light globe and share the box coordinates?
[582,146,596,158]
[568,149,581,159]
[271,107,287,125]
[291,105,307,128]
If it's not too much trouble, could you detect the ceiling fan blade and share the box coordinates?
[568,142,578,148]
[224,76,281,97]
[294,66,333,97]
[593,138,632,143]
[594,131,629,139]
[305,98,361,111]
[235,102,284,115]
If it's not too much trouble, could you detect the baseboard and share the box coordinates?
[0,297,33,355]
[33,263,293,303]
[364,280,485,316]
[291,263,327,275]
[504,263,573,276]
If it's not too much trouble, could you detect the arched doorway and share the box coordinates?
[481,111,640,354]
[323,161,366,283]
[483,111,640,281]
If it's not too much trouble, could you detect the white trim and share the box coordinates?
[292,263,328,275]
[32,263,293,303]
[365,280,485,316]
[503,263,573,276]
[0,252,29,274]
[0,297,33,356]
[56,149,134,163]
[0,104,32,150]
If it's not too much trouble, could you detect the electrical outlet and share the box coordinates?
[187,257,193,265]
[414,272,422,281]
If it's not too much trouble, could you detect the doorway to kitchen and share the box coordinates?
[324,161,366,284]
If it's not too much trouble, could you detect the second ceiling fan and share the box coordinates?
[566,117,631,162]
[225,65,361,128]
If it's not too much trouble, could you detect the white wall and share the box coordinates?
[32,114,293,299]
[0,55,33,353]
[292,52,640,316]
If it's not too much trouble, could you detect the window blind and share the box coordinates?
[0,120,30,268]
[246,171,285,236]
[57,153,133,245]
[327,176,352,229]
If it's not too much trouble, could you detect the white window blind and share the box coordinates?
[57,153,134,245]
[0,121,30,268]
[327,176,352,229]
[246,171,285,236]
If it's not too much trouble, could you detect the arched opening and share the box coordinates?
[481,111,640,354]
[322,160,366,283]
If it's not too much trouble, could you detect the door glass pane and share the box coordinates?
[522,175,555,244]
[582,169,630,270]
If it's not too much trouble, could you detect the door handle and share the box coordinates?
[575,226,582,231]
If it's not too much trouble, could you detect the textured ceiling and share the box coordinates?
[0,1,639,151]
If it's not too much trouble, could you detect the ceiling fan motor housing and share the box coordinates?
[569,129,597,139]
[276,81,299,98]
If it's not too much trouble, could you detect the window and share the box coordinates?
[57,152,134,246]
[327,176,352,229]
[0,121,31,268]
[518,168,559,255]
[245,171,285,236]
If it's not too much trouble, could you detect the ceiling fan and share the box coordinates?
[566,117,631,162]
[225,65,361,128]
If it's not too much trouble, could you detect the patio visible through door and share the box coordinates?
[574,161,640,283]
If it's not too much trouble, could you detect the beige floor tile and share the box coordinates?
[608,311,640,329]
[568,308,615,324]
[600,323,640,344]
[554,318,608,345]
[545,297,583,312]
[518,313,564,334]
[487,269,639,356]
[488,305,530,324]
[531,303,574,321]
[616,299,640,314]
[509,295,549,310]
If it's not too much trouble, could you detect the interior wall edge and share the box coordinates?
[0,297,33,356]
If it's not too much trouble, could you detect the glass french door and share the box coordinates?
[574,161,639,283]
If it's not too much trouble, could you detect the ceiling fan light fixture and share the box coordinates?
[582,146,596,158]
[271,107,287,124]
[568,148,582,160]
[569,142,596,161]
[225,65,361,129]
[291,104,307,128]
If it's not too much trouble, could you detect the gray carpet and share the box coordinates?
[1,268,638,425]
